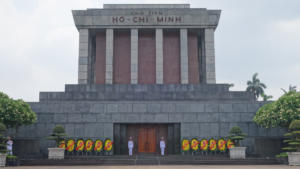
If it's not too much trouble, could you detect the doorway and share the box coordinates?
[113,123,180,155]
[138,126,156,153]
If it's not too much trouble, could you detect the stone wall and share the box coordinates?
[15,84,284,157]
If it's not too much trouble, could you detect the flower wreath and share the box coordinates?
[209,138,217,152]
[181,138,190,152]
[76,139,85,152]
[85,139,94,152]
[104,138,113,152]
[190,138,199,151]
[94,139,103,152]
[58,140,65,149]
[66,139,75,152]
[226,139,235,149]
[217,138,227,152]
[200,139,209,151]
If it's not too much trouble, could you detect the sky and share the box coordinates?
[0,0,299,102]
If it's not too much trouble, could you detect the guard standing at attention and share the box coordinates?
[160,136,166,156]
[6,136,13,155]
[128,136,134,156]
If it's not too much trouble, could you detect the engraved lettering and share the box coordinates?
[157,17,164,22]
[175,17,182,22]
[168,17,174,22]
[119,16,125,22]
[112,17,118,23]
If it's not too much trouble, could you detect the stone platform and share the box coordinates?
[13,84,284,158]
[39,84,254,102]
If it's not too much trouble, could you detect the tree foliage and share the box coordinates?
[281,85,297,94]
[0,91,37,129]
[228,126,247,147]
[0,123,7,154]
[253,91,300,128]
[281,120,300,152]
[246,73,267,100]
[47,125,67,147]
[261,93,273,101]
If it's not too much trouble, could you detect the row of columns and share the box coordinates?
[78,28,216,84]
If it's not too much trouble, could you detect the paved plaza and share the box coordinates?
[7,165,300,169]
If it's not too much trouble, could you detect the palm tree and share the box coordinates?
[281,85,297,94]
[261,93,273,101]
[246,73,267,100]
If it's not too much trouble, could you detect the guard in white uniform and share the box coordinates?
[6,136,13,155]
[160,137,166,156]
[128,136,134,156]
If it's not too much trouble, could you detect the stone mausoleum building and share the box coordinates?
[17,4,282,157]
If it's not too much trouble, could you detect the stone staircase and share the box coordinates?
[20,155,281,166]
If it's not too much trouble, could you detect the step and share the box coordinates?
[20,156,281,166]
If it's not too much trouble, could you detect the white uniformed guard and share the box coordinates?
[160,136,166,156]
[6,136,13,155]
[128,136,134,156]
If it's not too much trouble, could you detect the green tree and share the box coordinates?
[47,125,67,147]
[253,91,300,128]
[228,126,247,147]
[0,92,37,132]
[0,123,7,154]
[281,85,297,94]
[282,120,300,152]
[246,73,267,100]
[261,93,273,101]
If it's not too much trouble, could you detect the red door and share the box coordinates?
[138,126,156,153]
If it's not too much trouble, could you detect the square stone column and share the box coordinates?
[78,29,89,84]
[204,29,216,83]
[131,29,138,84]
[105,29,114,84]
[180,29,189,84]
[156,29,163,84]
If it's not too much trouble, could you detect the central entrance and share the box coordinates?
[138,126,156,153]
[113,123,180,155]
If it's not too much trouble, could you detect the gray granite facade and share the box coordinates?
[16,84,284,157]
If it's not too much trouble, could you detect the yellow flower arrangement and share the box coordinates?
[217,138,226,152]
[58,140,65,149]
[85,139,93,152]
[66,139,75,152]
[191,138,199,151]
[200,139,209,151]
[76,139,85,151]
[209,139,217,151]
[181,139,190,151]
[226,139,235,149]
[94,139,103,152]
[104,139,113,152]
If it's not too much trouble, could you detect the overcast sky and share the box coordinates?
[0,0,299,102]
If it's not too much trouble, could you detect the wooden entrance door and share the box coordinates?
[138,126,156,153]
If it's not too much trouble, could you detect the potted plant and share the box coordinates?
[0,123,7,167]
[282,120,300,165]
[227,126,247,159]
[6,155,19,166]
[47,125,67,159]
